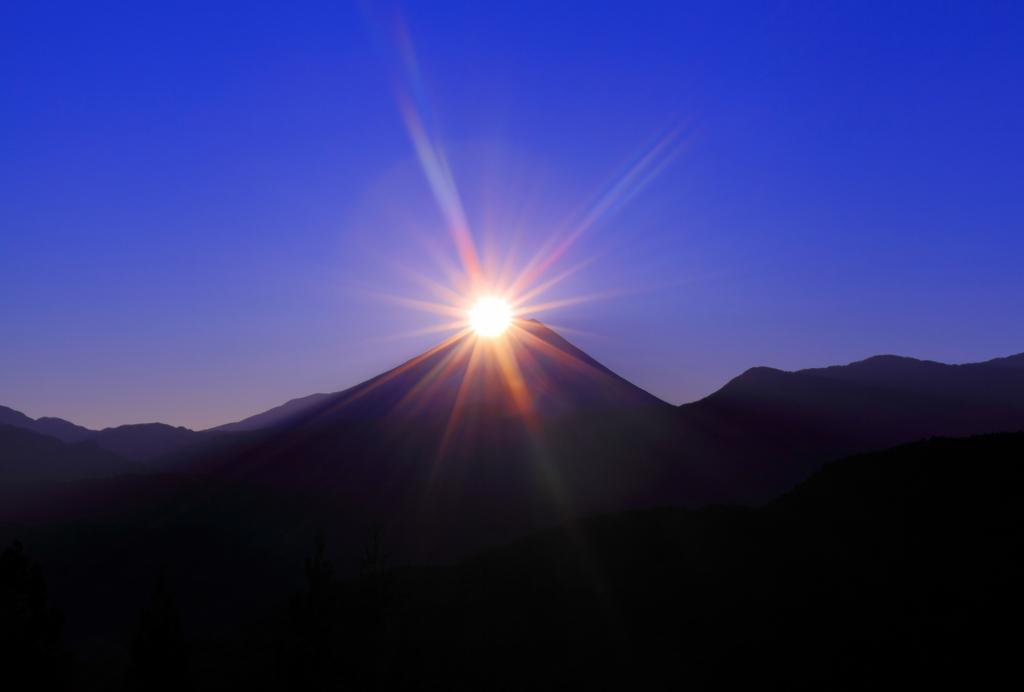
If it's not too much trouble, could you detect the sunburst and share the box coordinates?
[355,16,691,449]
[468,297,512,337]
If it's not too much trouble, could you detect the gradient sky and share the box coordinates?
[3,1,1023,430]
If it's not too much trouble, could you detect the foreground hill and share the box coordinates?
[276,432,1024,690]
[5,433,1021,689]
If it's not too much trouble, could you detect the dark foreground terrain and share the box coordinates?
[4,432,1022,690]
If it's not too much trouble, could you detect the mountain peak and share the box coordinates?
[218,320,666,432]
[982,352,1024,368]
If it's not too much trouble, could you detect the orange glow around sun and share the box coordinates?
[374,18,689,353]
[353,17,691,459]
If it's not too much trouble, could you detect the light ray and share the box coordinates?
[507,121,692,298]
[386,259,471,307]
[365,292,469,319]
[393,334,476,416]
[365,320,474,344]
[393,20,483,287]
[516,290,627,317]
[310,330,471,424]
[433,336,485,465]
[509,257,596,309]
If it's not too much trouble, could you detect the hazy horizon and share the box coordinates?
[5,330,1023,431]
[4,2,1023,429]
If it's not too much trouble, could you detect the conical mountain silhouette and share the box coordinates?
[217,319,666,432]
[4,330,1024,651]
[172,321,697,562]
[5,324,1024,515]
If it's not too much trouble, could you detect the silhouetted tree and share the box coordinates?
[0,540,71,689]
[126,572,189,692]
[279,532,344,690]
[360,528,389,578]
[356,528,392,689]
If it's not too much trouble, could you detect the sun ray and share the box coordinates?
[515,290,626,317]
[365,292,469,319]
[509,325,610,377]
[393,20,483,288]
[433,336,485,466]
[367,320,474,344]
[386,259,472,307]
[356,19,697,489]
[506,121,691,299]
[393,334,476,416]
[307,330,471,425]
[490,334,535,418]
[509,257,596,309]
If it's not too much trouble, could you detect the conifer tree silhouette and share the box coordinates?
[126,571,189,692]
[280,531,343,690]
[0,540,70,689]
[356,528,391,689]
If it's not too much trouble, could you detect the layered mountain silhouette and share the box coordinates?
[678,351,1024,502]
[177,320,687,561]
[0,424,135,484]
[4,324,1024,516]
[0,404,211,474]
[195,330,1024,512]
[3,324,1024,684]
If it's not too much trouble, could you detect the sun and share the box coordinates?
[468,297,512,337]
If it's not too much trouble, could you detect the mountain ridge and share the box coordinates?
[0,424,136,484]
[0,404,211,464]
[214,319,668,433]
[5,332,1024,511]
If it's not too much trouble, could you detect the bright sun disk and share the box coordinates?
[468,297,512,337]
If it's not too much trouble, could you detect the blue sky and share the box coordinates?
[2,1,1023,428]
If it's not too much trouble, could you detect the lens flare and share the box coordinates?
[468,297,512,337]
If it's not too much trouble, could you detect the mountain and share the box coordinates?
[675,351,1024,503]
[1,321,683,553]
[58,328,1023,559]
[213,392,333,432]
[7,433,1022,688]
[91,423,215,462]
[0,405,92,442]
[4,326,1024,682]
[316,433,1024,690]
[216,319,667,432]
[0,424,136,485]
[0,405,212,464]
[8,329,1024,541]
[179,320,687,562]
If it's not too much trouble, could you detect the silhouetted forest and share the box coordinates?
[0,540,72,686]
[3,432,1022,689]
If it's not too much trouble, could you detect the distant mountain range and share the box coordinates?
[3,324,1023,499]
[676,351,1024,502]
[0,404,212,476]
[3,323,1024,666]
[3,322,1022,552]
[0,425,135,483]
